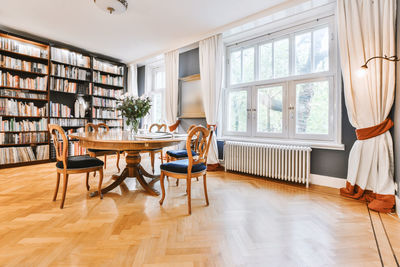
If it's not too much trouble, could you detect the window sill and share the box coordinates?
[218,136,345,151]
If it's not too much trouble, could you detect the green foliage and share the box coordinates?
[117,95,152,132]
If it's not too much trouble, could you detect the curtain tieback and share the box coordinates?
[355,118,393,140]
[168,120,181,132]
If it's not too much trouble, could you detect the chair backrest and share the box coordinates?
[97,123,110,133]
[49,124,68,168]
[149,123,167,133]
[85,123,109,134]
[186,126,213,172]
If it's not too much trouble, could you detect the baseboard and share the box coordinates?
[310,174,346,189]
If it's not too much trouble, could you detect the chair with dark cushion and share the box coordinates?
[86,123,121,173]
[49,124,104,209]
[159,126,213,215]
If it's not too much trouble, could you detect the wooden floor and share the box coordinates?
[0,155,399,267]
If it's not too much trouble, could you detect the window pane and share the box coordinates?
[227,90,247,132]
[259,43,273,80]
[242,47,255,83]
[230,50,242,85]
[155,71,165,89]
[152,92,163,123]
[295,32,312,74]
[273,38,289,78]
[296,81,329,135]
[313,27,329,72]
[257,86,283,133]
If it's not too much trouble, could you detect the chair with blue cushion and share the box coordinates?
[49,124,104,209]
[159,126,213,214]
[86,123,121,173]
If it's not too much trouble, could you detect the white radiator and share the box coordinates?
[224,141,312,187]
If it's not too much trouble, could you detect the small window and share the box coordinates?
[313,27,329,72]
[257,85,283,134]
[227,89,248,132]
[259,43,273,80]
[273,38,289,78]
[230,50,242,85]
[295,32,312,75]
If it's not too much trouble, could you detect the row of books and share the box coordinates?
[92,107,121,119]
[0,70,48,90]
[0,36,48,59]
[51,63,90,81]
[50,102,72,118]
[50,140,86,159]
[92,97,117,108]
[49,118,88,127]
[93,86,123,99]
[0,132,48,145]
[93,71,123,87]
[50,77,89,94]
[0,98,47,116]
[93,119,123,127]
[0,89,47,99]
[51,47,90,68]
[0,118,48,132]
[0,55,48,74]
[0,145,49,164]
[93,58,124,75]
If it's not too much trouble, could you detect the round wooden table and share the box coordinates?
[69,131,186,197]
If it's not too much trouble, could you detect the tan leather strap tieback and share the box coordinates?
[355,118,394,140]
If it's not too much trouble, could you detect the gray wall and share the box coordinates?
[137,66,146,96]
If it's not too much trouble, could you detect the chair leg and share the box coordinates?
[116,152,121,172]
[176,179,179,186]
[159,172,166,205]
[53,172,60,201]
[60,172,69,209]
[98,168,104,199]
[160,151,164,164]
[196,177,199,181]
[203,174,209,206]
[104,154,107,169]
[187,175,192,215]
[85,172,90,191]
[150,152,155,173]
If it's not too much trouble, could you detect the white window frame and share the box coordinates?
[221,14,343,150]
[150,66,165,124]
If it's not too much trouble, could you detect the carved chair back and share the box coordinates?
[186,126,213,173]
[149,123,167,133]
[49,124,69,169]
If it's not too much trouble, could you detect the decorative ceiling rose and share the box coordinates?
[93,0,128,15]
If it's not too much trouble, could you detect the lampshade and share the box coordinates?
[94,0,128,14]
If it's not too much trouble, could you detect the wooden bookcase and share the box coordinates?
[0,31,126,169]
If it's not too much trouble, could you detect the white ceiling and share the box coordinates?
[0,0,293,63]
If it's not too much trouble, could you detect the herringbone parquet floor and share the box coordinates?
[0,155,399,267]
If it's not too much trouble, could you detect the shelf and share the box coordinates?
[50,59,91,70]
[0,115,45,118]
[92,105,116,108]
[93,69,124,77]
[93,118,122,120]
[58,125,85,128]
[0,159,51,169]
[50,116,90,119]
[0,49,49,63]
[0,142,48,147]
[49,90,89,96]
[0,130,48,133]
[0,86,48,93]
[92,95,119,100]
[50,75,90,83]
[93,82,123,89]
[0,66,48,76]
[0,95,48,101]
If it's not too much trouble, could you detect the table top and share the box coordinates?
[69,131,187,151]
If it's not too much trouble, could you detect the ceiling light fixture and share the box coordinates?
[93,0,128,15]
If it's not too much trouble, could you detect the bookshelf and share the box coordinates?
[0,32,50,168]
[0,31,127,169]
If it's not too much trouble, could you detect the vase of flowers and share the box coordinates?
[117,94,152,134]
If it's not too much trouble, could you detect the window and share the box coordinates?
[224,18,339,147]
[150,67,165,123]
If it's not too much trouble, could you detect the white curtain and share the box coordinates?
[164,50,179,127]
[337,0,396,211]
[128,63,138,97]
[199,34,223,165]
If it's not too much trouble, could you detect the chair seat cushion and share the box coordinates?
[160,159,206,174]
[56,155,104,169]
[166,149,197,159]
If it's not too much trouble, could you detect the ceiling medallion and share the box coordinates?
[93,0,128,15]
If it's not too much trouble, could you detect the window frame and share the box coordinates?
[222,15,343,150]
[150,65,166,124]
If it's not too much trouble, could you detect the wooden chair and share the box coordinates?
[147,123,167,173]
[49,124,104,209]
[159,126,213,214]
[85,123,121,173]
[166,124,199,185]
